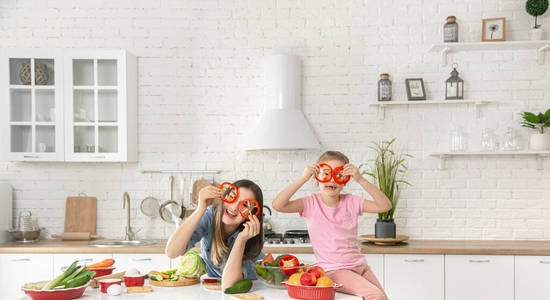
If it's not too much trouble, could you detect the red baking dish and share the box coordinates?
[22,284,88,300]
[281,282,343,300]
[123,274,145,287]
[99,278,121,293]
[88,266,115,278]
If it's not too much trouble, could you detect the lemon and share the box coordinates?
[288,273,302,285]
[316,276,334,287]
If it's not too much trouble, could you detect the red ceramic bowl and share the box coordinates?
[123,274,145,287]
[22,284,88,300]
[281,282,343,300]
[99,278,121,293]
[89,266,115,278]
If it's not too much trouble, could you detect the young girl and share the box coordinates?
[166,179,264,289]
[272,151,391,300]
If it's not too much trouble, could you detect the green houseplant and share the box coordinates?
[361,138,411,238]
[521,109,550,150]
[526,0,549,40]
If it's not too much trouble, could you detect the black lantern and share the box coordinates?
[445,63,464,100]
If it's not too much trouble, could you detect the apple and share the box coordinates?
[307,266,325,279]
[300,272,317,286]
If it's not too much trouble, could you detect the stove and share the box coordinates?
[264,230,311,247]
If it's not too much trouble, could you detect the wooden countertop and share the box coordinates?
[1,239,550,255]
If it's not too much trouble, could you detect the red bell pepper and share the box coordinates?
[333,166,351,184]
[277,254,300,276]
[238,198,260,219]
[219,182,239,203]
[315,163,332,183]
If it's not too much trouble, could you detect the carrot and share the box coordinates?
[261,253,274,266]
[148,270,170,280]
[87,258,115,269]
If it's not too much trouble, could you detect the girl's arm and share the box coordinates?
[344,164,392,213]
[222,214,261,289]
[165,186,220,259]
[272,163,318,213]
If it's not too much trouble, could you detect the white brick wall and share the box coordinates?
[1,0,549,240]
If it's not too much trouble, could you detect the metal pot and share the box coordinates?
[8,228,43,243]
[263,205,274,234]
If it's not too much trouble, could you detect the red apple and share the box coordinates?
[307,266,325,279]
[300,272,317,286]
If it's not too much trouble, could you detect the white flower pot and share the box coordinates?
[529,133,550,150]
[529,28,544,40]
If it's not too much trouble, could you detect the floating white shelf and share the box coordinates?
[429,151,550,170]
[428,40,550,65]
[370,100,497,120]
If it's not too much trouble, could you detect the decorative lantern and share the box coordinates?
[445,63,463,100]
[378,73,392,101]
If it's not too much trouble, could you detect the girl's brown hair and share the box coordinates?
[317,150,349,165]
[210,179,264,266]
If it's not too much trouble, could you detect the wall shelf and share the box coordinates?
[429,151,550,170]
[428,41,550,65]
[370,100,496,120]
[140,170,222,174]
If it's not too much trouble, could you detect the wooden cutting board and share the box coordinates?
[201,280,221,291]
[149,278,199,287]
[64,196,97,234]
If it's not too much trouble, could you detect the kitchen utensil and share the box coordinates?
[64,195,97,234]
[7,228,43,243]
[51,232,101,240]
[140,196,161,217]
[124,274,145,287]
[201,278,222,291]
[159,200,182,224]
[126,286,153,293]
[192,178,219,205]
[359,234,410,245]
[262,205,274,234]
[90,272,125,288]
[22,283,88,300]
[149,277,199,287]
[18,211,36,231]
[99,278,121,293]
[89,266,116,278]
[281,282,343,300]
[0,183,13,243]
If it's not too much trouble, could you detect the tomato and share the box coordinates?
[238,198,260,219]
[219,182,238,203]
[333,166,351,184]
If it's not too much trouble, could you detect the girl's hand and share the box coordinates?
[237,214,260,242]
[301,163,319,180]
[198,186,221,210]
[343,163,362,181]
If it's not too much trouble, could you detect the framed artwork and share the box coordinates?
[405,78,426,101]
[482,18,506,41]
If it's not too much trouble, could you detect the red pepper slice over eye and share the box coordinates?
[277,254,300,276]
[333,166,351,185]
[239,198,260,219]
[315,163,332,183]
[219,182,239,203]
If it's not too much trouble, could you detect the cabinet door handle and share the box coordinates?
[539,261,550,264]
[78,258,93,262]
[132,258,152,261]
[404,259,424,263]
[23,155,38,158]
[94,155,106,159]
[11,258,31,262]
[469,259,490,263]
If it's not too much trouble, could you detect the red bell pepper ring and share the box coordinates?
[238,198,260,219]
[219,182,238,203]
[315,163,332,183]
[333,166,351,184]
[277,254,300,276]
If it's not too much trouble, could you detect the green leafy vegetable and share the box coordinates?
[177,250,206,279]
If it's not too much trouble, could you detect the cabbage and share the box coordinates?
[177,250,206,279]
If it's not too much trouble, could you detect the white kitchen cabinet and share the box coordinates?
[0,254,53,299]
[2,50,64,161]
[515,255,550,300]
[384,254,444,300]
[445,255,513,300]
[53,253,113,273]
[365,254,384,288]
[294,254,316,264]
[113,253,170,274]
[64,49,137,162]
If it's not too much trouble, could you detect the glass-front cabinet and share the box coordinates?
[2,49,137,162]
[3,51,64,161]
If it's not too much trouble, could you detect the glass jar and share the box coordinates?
[481,128,499,152]
[502,127,519,151]
[444,16,458,43]
[450,126,467,152]
[378,73,391,101]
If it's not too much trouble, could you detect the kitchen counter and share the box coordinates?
[2,239,550,255]
[18,281,361,300]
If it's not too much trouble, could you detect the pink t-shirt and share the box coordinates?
[301,193,366,272]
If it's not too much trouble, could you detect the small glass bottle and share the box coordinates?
[444,16,458,43]
[502,127,519,151]
[481,128,499,152]
[378,73,392,101]
[450,126,467,152]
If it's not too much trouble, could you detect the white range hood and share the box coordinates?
[245,55,320,151]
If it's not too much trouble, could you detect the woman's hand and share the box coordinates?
[198,186,221,210]
[343,163,363,182]
[236,214,260,242]
[301,163,319,180]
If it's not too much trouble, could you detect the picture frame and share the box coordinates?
[482,18,506,42]
[405,78,426,101]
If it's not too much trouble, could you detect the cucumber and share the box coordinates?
[254,264,271,282]
[162,269,177,275]
[149,274,164,281]
[224,279,253,294]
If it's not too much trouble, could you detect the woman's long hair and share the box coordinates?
[210,179,264,266]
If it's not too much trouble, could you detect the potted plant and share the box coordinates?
[361,139,411,239]
[526,0,549,40]
[521,109,550,150]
